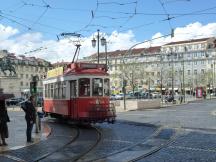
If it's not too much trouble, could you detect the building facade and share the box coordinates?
[0,50,52,97]
[83,37,216,94]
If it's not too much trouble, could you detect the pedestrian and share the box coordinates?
[203,91,206,99]
[0,99,10,146]
[22,96,36,143]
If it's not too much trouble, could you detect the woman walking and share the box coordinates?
[0,99,10,146]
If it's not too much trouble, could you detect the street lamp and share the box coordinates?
[101,36,108,66]
[91,29,100,64]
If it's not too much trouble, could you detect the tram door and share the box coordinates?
[70,80,78,119]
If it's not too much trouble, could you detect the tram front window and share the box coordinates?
[92,78,103,96]
[79,78,90,96]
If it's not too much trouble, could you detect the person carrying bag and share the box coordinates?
[21,96,36,143]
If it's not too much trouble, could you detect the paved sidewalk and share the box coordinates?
[0,107,51,152]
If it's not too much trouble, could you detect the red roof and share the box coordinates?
[164,37,213,46]
[87,46,161,59]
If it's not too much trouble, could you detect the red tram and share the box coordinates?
[43,62,116,123]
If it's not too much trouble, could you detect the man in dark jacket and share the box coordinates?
[23,96,36,143]
[0,99,10,146]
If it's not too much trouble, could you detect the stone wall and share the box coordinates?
[111,99,161,112]
[0,76,20,97]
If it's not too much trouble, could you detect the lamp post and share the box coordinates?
[91,29,100,64]
[160,54,163,104]
[101,36,108,66]
[168,47,175,98]
[182,47,186,102]
[214,61,216,94]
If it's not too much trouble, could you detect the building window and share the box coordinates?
[26,82,28,86]
[201,69,205,74]
[20,74,23,78]
[188,70,190,75]
[20,82,23,86]
[194,69,197,75]
[26,74,28,79]
[109,65,112,71]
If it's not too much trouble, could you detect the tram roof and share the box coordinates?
[46,62,108,79]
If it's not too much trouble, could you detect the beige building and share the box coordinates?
[0,50,52,97]
[83,37,216,94]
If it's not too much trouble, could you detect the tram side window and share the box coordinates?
[62,81,66,98]
[50,83,54,98]
[79,78,90,96]
[54,83,59,98]
[48,84,51,98]
[104,78,110,96]
[58,82,62,99]
[45,84,48,98]
[92,78,103,96]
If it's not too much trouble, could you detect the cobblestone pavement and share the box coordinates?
[137,130,216,162]
[117,100,216,162]
[78,121,157,161]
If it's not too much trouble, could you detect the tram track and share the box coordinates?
[36,124,102,162]
[80,126,180,162]
[34,126,80,162]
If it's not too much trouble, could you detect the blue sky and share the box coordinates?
[1,0,216,62]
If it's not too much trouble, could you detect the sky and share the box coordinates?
[1,0,216,63]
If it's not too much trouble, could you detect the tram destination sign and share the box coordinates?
[79,63,106,69]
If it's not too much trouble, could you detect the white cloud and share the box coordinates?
[1,22,216,63]
[151,22,216,46]
[136,22,216,48]
[0,24,19,40]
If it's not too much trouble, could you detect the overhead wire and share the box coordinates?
[75,0,99,33]
[158,0,173,30]
[0,10,61,36]
[98,1,137,6]
[119,2,216,33]
[30,4,50,28]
